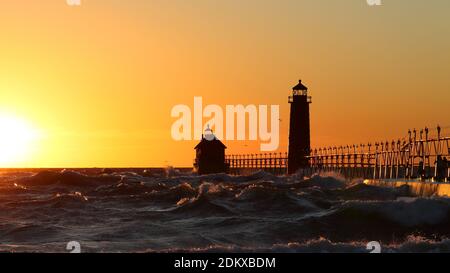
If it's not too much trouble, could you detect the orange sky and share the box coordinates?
[0,0,449,168]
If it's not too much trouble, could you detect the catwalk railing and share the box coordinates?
[226,152,288,175]
[226,126,450,181]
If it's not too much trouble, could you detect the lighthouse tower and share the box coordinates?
[288,80,312,174]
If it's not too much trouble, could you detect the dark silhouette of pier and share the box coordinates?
[196,79,450,182]
[226,126,450,182]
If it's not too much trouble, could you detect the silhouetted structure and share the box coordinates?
[195,79,450,181]
[287,80,312,174]
[194,127,227,175]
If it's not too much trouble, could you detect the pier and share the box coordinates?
[196,80,449,182]
[226,126,450,181]
[226,80,449,181]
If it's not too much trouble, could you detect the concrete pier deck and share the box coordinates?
[364,179,450,198]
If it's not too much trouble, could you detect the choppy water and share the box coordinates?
[1,168,450,253]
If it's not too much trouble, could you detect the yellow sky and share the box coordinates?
[0,0,449,168]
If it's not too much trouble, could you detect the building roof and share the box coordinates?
[293,80,308,91]
[194,136,227,150]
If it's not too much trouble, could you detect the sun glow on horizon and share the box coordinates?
[0,114,41,167]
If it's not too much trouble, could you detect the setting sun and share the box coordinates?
[0,114,40,166]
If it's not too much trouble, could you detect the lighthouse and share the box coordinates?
[194,126,227,175]
[287,80,312,174]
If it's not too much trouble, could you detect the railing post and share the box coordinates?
[374,142,379,179]
[389,141,395,179]
[367,143,372,179]
[395,140,401,179]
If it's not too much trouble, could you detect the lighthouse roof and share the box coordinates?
[195,126,227,150]
[194,137,227,150]
[293,80,308,91]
